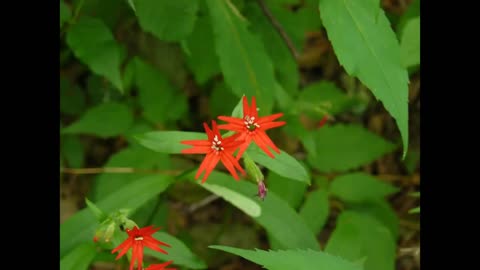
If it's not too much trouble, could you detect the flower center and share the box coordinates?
[211,135,224,153]
[244,115,260,131]
[134,236,144,241]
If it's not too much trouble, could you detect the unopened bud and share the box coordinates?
[257,181,267,200]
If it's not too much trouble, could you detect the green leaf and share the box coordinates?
[143,232,207,269]
[184,11,221,84]
[66,17,124,92]
[60,0,71,28]
[299,189,330,234]
[268,171,307,209]
[194,171,319,250]
[61,135,84,168]
[400,17,420,68]
[326,211,396,270]
[350,201,399,240]
[84,198,107,221]
[62,102,133,138]
[403,149,420,174]
[135,0,199,41]
[397,0,420,35]
[231,95,245,118]
[295,81,358,119]
[409,206,420,214]
[134,58,187,123]
[60,243,96,270]
[247,144,310,184]
[319,0,409,157]
[330,173,399,203]
[210,82,240,117]
[306,124,397,172]
[206,0,277,114]
[135,131,206,154]
[209,246,362,270]
[60,175,173,257]
[60,77,86,116]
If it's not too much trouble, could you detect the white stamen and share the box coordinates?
[134,236,144,241]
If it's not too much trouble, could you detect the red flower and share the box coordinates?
[218,96,286,159]
[111,226,171,270]
[181,120,246,182]
[145,261,177,270]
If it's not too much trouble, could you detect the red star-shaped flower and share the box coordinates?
[111,226,171,270]
[145,261,177,270]
[181,120,246,182]
[218,96,286,159]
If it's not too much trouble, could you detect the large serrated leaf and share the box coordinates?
[60,243,96,270]
[330,172,399,203]
[299,189,330,234]
[306,124,397,172]
[61,102,133,138]
[66,17,124,92]
[210,246,362,270]
[135,0,199,41]
[326,211,396,270]
[319,0,409,157]
[206,0,276,114]
[193,171,319,250]
[60,175,173,257]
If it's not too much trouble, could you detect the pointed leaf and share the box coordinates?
[135,131,206,154]
[60,243,96,270]
[319,0,409,157]
[60,0,71,28]
[268,171,307,209]
[400,17,420,68]
[330,173,399,203]
[299,189,330,234]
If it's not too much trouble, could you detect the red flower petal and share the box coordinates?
[257,113,284,124]
[260,121,286,130]
[220,153,240,180]
[201,154,221,183]
[180,140,211,146]
[242,95,250,116]
[217,115,245,126]
[181,146,211,154]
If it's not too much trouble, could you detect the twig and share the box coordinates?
[257,0,300,60]
[60,167,182,176]
[188,195,221,213]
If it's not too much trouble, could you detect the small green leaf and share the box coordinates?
[194,171,319,250]
[60,243,96,270]
[299,189,330,234]
[326,211,396,270]
[84,198,107,221]
[135,131,206,154]
[247,144,310,184]
[330,173,399,203]
[231,95,245,118]
[135,0,199,41]
[400,17,420,68]
[209,246,362,270]
[60,175,173,257]
[319,0,409,157]
[210,82,240,117]
[60,0,72,28]
[350,200,399,240]
[306,124,397,172]
[397,0,420,35]
[144,232,207,269]
[268,171,307,209]
[62,102,133,138]
[66,17,125,92]
[61,135,84,168]
[409,206,420,214]
[207,0,277,114]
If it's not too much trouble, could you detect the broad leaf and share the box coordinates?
[299,189,330,234]
[135,131,206,154]
[193,171,320,250]
[326,211,396,270]
[350,200,399,240]
[400,17,420,68]
[61,135,84,168]
[60,243,96,270]
[330,173,398,203]
[306,124,397,172]
[60,175,173,257]
[135,0,199,41]
[60,0,71,28]
[206,0,277,114]
[210,246,362,270]
[62,102,133,138]
[268,171,307,209]
[319,0,409,157]
[66,17,124,92]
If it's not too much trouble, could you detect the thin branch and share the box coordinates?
[60,167,182,176]
[257,0,300,60]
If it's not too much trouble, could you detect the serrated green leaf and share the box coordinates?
[326,211,396,270]
[66,17,124,92]
[194,171,319,250]
[143,232,207,269]
[135,0,199,41]
[306,124,397,172]
[268,171,307,209]
[400,17,420,68]
[60,0,71,28]
[209,246,362,270]
[60,175,173,257]
[62,102,133,138]
[319,0,409,157]
[207,0,276,114]
[299,189,330,234]
[184,11,221,84]
[61,135,84,168]
[330,173,399,203]
[247,144,310,184]
[135,131,206,154]
[295,81,358,119]
[60,242,96,270]
[60,78,86,116]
